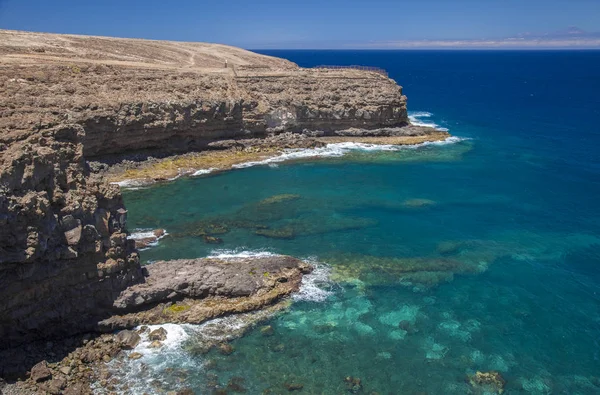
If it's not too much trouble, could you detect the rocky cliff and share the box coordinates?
[0,29,408,158]
[0,125,143,349]
[0,29,415,352]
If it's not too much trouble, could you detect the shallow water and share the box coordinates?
[118,51,600,394]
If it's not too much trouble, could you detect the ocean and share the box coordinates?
[115,50,600,394]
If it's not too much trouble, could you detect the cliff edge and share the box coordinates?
[0,30,433,355]
[0,29,409,158]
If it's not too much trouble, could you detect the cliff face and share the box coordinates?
[80,70,407,156]
[0,125,143,348]
[0,30,408,158]
[0,30,412,349]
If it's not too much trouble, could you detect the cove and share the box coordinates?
[114,50,600,394]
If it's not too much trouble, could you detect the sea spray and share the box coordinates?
[192,167,217,177]
[408,111,450,132]
[99,324,200,395]
[232,136,466,169]
[127,228,168,250]
[293,261,335,303]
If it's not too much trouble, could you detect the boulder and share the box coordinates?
[64,224,82,246]
[148,327,167,341]
[115,330,140,350]
[30,360,52,382]
[218,343,234,355]
[94,209,111,236]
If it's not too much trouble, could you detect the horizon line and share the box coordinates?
[3,28,599,52]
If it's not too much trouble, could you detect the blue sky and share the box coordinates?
[1,0,599,48]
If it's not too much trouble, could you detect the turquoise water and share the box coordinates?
[118,51,600,394]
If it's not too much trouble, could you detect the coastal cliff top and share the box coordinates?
[0,29,298,71]
[0,30,402,146]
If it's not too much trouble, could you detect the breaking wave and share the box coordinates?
[127,229,168,249]
[293,260,335,303]
[207,248,279,259]
[408,111,450,132]
[232,136,466,169]
[110,178,151,190]
[192,167,217,177]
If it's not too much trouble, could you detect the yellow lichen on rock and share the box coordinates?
[163,304,190,315]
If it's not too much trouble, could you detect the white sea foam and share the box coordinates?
[208,248,278,259]
[97,323,201,395]
[231,136,465,170]
[293,262,334,303]
[128,229,168,241]
[127,228,168,250]
[111,178,151,189]
[135,323,195,352]
[191,167,217,176]
[408,110,450,132]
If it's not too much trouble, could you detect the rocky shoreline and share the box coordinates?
[98,127,449,186]
[1,254,311,394]
[0,29,452,393]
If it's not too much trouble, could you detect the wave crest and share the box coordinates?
[408,111,449,132]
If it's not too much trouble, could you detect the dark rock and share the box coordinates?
[260,325,274,336]
[254,227,295,239]
[218,343,235,355]
[137,325,149,334]
[148,327,167,341]
[398,320,417,334]
[284,382,304,391]
[227,376,247,393]
[344,376,362,393]
[203,235,223,244]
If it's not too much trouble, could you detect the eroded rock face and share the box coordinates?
[0,32,417,357]
[0,125,143,349]
[78,70,408,157]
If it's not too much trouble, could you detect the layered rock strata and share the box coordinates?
[0,29,438,360]
[1,29,409,158]
[0,124,143,349]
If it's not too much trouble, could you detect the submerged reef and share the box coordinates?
[171,193,379,243]
[326,253,484,288]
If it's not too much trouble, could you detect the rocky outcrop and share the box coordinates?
[0,30,430,358]
[0,125,143,349]
[79,70,407,157]
[1,31,409,158]
[99,255,312,330]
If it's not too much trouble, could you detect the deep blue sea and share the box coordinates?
[114,51,600,394]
